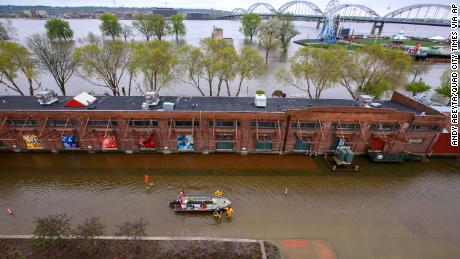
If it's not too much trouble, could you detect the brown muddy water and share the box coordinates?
[0,153,459,258]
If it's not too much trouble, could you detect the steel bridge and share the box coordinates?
[221,2,450,34]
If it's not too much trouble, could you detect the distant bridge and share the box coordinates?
[220,2,450,34]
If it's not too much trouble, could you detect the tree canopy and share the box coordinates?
[337,45,413,99]
[27,33,74,95]
[240,13,262,43]
[132,14,167,41]
[99,13,122,41]
[131,40,178,92]
[405,81,431,96]
[277,46,342,99]
[0,41,40,95]
[435,68,452,105]
[45,18,73,41]
[276,14,299,53]
[169,14,186,44]
[258,18,281,63]
[73,36,130,96]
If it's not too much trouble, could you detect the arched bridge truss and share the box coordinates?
[229,2,450,23]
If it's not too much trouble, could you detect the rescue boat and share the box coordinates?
[169,195,231,212]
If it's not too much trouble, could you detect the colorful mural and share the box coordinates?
[100,134,117,149]
[23,134,42,148]
[139,134,156,149]
[61,134,79,149]
[177,135,194,151]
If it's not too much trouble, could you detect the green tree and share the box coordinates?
[277,46,342,99]
[276,14,299,53]
[405,81,431,96]
[45,18,73,41]
[99,13,121,41]
[73,35,131,96]
[150,14,168,41]
[133,13,154,41]
[435,68,452,105]
[177,44,206,96]
[29,214,72,249]
[132,40,178,92]
[258,18,281,63]
[0,41,41,95]
[169,14,186,44]
[240,13,262,43]
[234,46,264,96]
[337,45,412,99]
[200,38,236,96]
[27,34,75,96]
[410,60,429,82]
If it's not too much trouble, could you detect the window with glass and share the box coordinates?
[409,138,424,144]
[408,125,440,132]
[369,123,400,131]
[169,120,200,128]
[48,119,77,128]
[209,120,240,128]
[128,120,158,128]
[251,121,281,129]
[256,135,273,150]
[330,123,360,131]
[291,122,320,130]
[6,119,38,127]
[87,120,118,128]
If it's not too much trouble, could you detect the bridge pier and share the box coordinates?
[316,18,322,29]
[371,21,384,35]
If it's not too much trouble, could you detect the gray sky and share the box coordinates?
[0,0,450,14]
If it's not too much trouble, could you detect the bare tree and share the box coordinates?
[27,33,75,95]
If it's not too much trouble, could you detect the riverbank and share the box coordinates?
[0,236,274,259]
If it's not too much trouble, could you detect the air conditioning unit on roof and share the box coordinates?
[36,90,58,106]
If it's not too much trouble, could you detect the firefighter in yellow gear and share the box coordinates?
[225,206,234,219]
[213,209,222,220]
[214,190,223,198]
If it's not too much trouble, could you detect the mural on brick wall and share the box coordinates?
[100,134,117,149]
[139,134,156,149]
[23,134,42,148]
[61,134,79,149]
[177,135,194,151]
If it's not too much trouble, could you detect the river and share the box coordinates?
[0,153,459,258]
[0,19,451,100]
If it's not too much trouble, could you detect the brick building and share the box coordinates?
[0,92,454,156]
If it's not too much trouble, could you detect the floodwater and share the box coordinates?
[0,19,450,100]
[0,153,459,258]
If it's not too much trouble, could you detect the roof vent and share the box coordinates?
[255,94,267,108]
[36,90,58,106]
[357,94,373,108]
[143,91,160,108]
[163,102,174,111]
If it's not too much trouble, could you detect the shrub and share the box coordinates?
[115,218,148,240]
[405,81,431,96]
[28,214,72,250]
[255,89,265,95]
[74,216,106,253]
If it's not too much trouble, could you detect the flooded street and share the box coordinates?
[0,153,459,258]
[0,19,450,99]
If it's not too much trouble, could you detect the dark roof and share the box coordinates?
[0,95,422,113]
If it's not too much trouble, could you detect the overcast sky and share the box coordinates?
[0,0,450,14]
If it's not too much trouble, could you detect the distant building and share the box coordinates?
[186,12,211,20]
[211,26,233,44]
[152,8,177,18]
[23,9,47,18]
[211,26,223,39]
